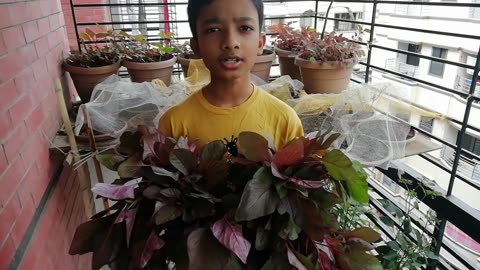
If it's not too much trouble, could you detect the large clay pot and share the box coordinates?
[251,49,275,82]
[123,56,177,84]
[177,54,201,77]
[295,57,354,94]
[275,47,301,81]
[63,61,121,103]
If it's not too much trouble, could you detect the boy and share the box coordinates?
[158,0,303,150]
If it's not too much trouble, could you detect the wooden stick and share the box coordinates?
[82,109,110,210]
[54,79,94,218]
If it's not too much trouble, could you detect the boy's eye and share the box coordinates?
[240,25,254,32]
[206,27,220,33]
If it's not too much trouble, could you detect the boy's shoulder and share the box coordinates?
[255,86,299,119]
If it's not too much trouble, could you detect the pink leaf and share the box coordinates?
[175,136,197,152]
[138,231,165,268]
[287,178,324,189]
[211,218,251,264]
[287,246,307,270]
[114,209,137,247]
[91,179,140,200]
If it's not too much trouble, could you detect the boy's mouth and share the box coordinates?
[221,56,243,69]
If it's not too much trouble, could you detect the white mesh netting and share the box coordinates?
[74,60,432,168]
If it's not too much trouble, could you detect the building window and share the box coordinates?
[429,47,447,77]
[419,116,434,133]
[406,44,420,66]
[334,12,363,31]
[461,133,480,156]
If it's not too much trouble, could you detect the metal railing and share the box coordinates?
[68,0,480,269]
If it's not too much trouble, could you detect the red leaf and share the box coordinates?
[91,179,140,200]
[138,231,165,268]
[211,218,251,264]
[287,178,324,189]
[274,139,305,170]
[114,209,137,247]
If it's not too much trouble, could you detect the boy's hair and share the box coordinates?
[187,0,264,39]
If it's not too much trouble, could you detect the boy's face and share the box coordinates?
[191,0,266,82]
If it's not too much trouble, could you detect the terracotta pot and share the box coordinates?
[177,54,201,77]
[275,47,301,81]
[251,49,275,82]
[295,57,354,94]
[63,61,121,103]
[123,56,177,84]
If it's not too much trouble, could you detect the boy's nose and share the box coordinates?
[222,31,240,50]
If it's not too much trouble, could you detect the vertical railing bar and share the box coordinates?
[365,0,377,83]
[70,0,81,51]
[446,45,480,196]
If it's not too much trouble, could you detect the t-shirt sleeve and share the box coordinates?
[158,110,173,138]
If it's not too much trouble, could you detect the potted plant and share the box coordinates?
[122,32,177,85]
[63,27,125,103]
[69,125,384,270]
[174,41,200,77]
[294,3,366,94]
[251,47,276,82]
[268,23,319,81]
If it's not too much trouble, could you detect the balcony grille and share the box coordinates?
[69,0,480,269]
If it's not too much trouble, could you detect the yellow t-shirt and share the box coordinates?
[158,86,304,150]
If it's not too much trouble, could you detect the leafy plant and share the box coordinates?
[375,178,440,270]
[65,26,127,68]
[268,22,319,52]
[123,32,175,63]
[173,41,197,59]
[69,125,383,270]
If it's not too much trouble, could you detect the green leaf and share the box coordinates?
[255,228,269,250]
[274,181,288,199]
[237,131,270,162]
[235,167,280,221]
[279,217,301,241]
[291,249,316,270]
[260,258,275,270]
[96,153,125,171]
[344,227,381,243]
[309,189,342,209]
[117,153,144,178]
[379,215,395,227]
[337,250,383,270]
[169,148,197,175]
[225,253,243,270]
[200,140,226,162]
[387,240,400,250]
[154,205,182,225]
[323,150,368,203]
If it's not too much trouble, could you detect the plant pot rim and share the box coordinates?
[274,47,300,58]
[255,48,275,63]
[63,60,121,75]
[294,56,355,70]
[122,56,177,70]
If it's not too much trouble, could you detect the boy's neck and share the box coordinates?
[202,78,254,108]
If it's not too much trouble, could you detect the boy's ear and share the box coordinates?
[190,38,201,57]
[257,33,266,55]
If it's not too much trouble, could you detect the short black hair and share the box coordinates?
[187,0,264,39]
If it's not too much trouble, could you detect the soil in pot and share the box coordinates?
[63,61,121,103]
[123,56,177,84]
[251,49,275,82]
[275,47,301,81]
